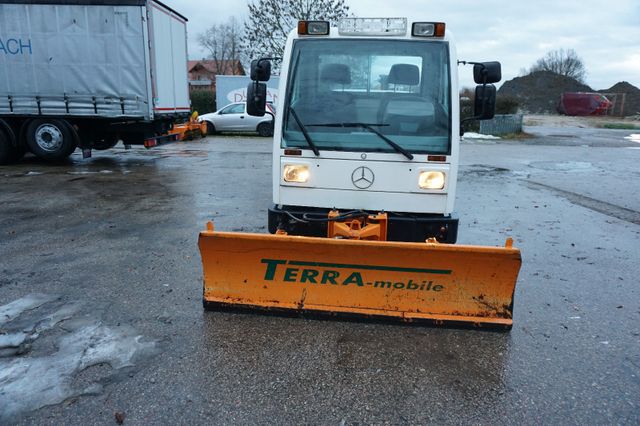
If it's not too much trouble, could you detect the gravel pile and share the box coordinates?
[498,71,640,116]
[498,71,592,114]
[599,82,640,116]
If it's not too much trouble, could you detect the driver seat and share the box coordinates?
[317,63,356,124]
[378,64,434,134]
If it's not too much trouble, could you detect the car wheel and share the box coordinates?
[257,122,273,137]
[206,121,216,135]
[25,119,76,160]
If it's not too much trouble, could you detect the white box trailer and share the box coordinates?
[0,0,190,162]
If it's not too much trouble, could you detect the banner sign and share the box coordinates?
[215,75,279,109]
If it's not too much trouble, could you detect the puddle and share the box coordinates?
[3,171,46,178]
[159,150,208,158]
[460,164,511,176]
[67,170,114,175]
[0,294,158,423]
[547,134,579,139]
[528,161,593,171]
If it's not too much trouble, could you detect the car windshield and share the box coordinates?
[283,39,451,155]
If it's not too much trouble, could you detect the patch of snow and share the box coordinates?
[623,134,640,143]
[462,132,501,140]
[0,295,158,422]
[0,332,29,349]
[0,294,58,326]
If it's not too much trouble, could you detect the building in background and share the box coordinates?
[188,60,245,92]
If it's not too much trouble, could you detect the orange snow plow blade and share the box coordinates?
[198,223,522,329]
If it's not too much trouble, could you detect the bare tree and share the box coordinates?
[530,48,586,83]
[198,17,245,75]
[242,0,350,71]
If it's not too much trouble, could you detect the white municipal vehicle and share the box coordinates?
[246,18,501,243]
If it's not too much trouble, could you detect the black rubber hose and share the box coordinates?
[283,210,371,224]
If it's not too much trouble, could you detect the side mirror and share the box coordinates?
[247,82,267,116]
[473,61,501,85]
[250,59,272,82]
[474,84,496,120]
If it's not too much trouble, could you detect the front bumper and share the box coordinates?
[268,205,459,243]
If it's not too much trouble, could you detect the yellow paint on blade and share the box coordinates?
[198,227,522,328]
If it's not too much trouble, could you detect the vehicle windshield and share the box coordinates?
[283,39,451,155]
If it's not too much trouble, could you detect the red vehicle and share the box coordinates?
[558,92,612,116]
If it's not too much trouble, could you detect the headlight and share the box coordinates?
[283,164,310,183]
[419,171,445,189]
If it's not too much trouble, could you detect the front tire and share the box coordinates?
[25,119,76,161]
[257,122,273,137]
[205,121,216,135]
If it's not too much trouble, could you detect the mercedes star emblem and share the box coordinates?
[351,166,375,189]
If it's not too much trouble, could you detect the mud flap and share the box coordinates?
[198,225,522,329]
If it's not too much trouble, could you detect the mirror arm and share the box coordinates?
[457,60,482,66]
[457,60,489,85]
[460,116,483,137]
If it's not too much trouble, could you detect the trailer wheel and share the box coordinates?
[0,128,16,165]
[92,136,119,151]
[257,122,273,137]
[12,144,26,162]
[25,119,76,160]
[205,121,216,135]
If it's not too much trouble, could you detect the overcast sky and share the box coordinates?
[170,0,640,90]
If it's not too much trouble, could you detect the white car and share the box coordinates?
[198,102,274,137]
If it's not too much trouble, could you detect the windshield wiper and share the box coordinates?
[289,107,320,156]
[306,122,414,160]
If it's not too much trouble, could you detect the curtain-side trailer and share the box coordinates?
[0,0,190,163]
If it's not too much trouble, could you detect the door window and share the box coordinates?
[220,104,244,114]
